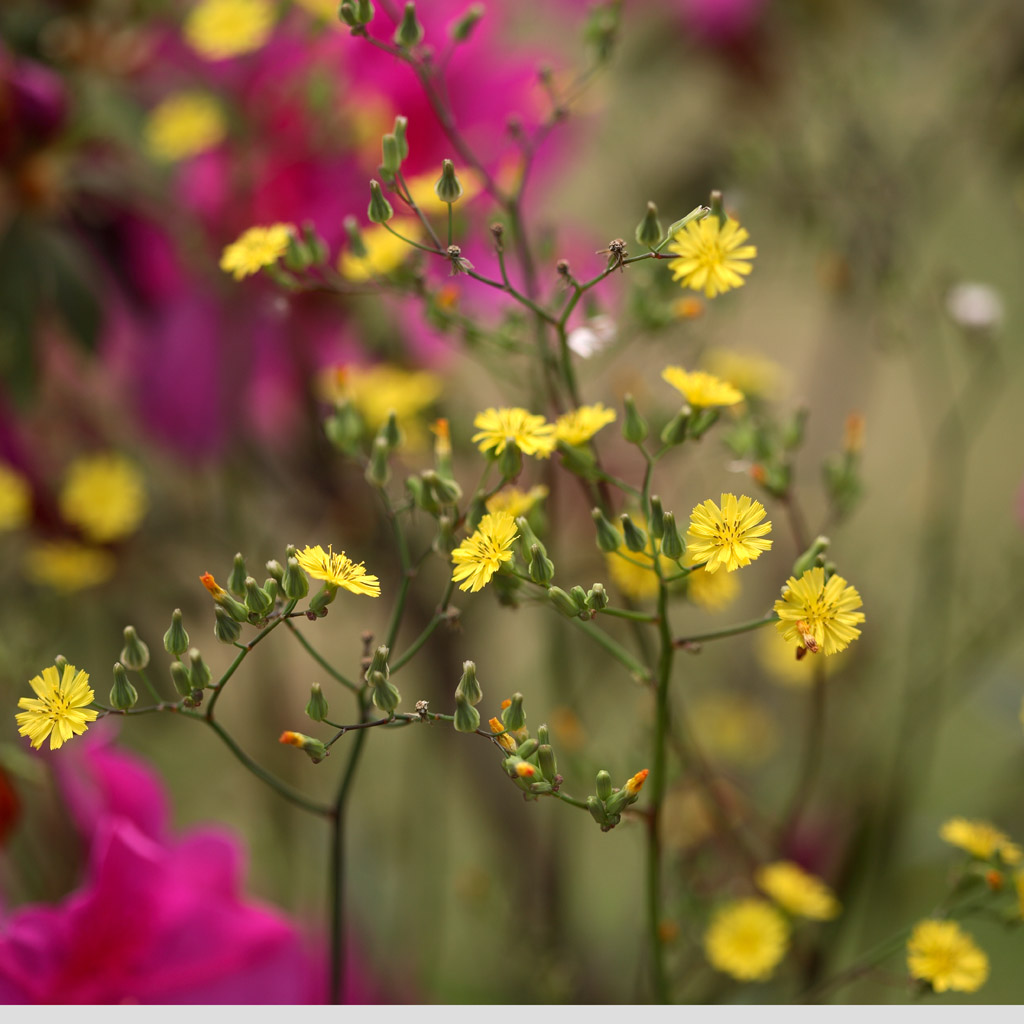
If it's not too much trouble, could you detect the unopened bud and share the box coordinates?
[454,691,481,733]
[365,644,390,682]
[538,743,557,782]
[188,648,212,689]
[585,583,609,611]
[282,556,310,600]
[170,661,193,699]
[516,737,539,760]
[306,682,329,722]
[393,115,409,160]
[528,544,555,585]
[792,536,830,578]
[228,553,247,597]
[587,795,606,827]
[370,672,401,713]
[110,663,138,710]
[548,585,582,617]
[502,693,526,733]
[660,513,685,560]
[120,626,150,671]
[265,559,284,584]
[660,408,692,446]
[635,201,663,250]
[244,576,274,617]
[456,660,482,705]
[343,216,367,259]
[214,605,242,644]
[365,436,391,488]
[434,159,463,204]
[592,508,623,552]
[620,514,648,553]
[596,769,613,802]
[422,469,461,505]
[163,609,190,656]
[622,394,648,444]
[450,3,484,41]
[649,496,666,539]
[381,133,402,175]
[367,180,394,224]
[278,731,328,763]
[394,2,424,47]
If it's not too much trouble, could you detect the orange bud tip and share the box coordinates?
[844,412,865,454]
[488,717,504,733]
[515,762,536,778]
[500,699,512,710]
[279,731,303,747]
[626,768,650,795]
[657,921,680,944]
[986,869,1004,891]
[750,464,766,484]
[200,572,225,598]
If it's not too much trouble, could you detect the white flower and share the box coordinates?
[568,315,616,358]
[946,282,1003,331]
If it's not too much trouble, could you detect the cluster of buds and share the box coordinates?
[587,769,649,831]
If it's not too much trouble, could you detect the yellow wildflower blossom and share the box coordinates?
[773,567,864,656]
[144,92,226,162]
[662,366,744,409]
[1015,871,1024,918]
[295,544,381,597]
[755,861,841,920]
[704,899,789,982]
[471,408,556,460]
[554,403,617,447]
[485,485,549,519]
[451,511,518,593]
[489,716,517,752]
[24,541,115,591]
[184,0,275,60]
[58,453,147,543]
[685,493,772,575]
[15,664,99,751]
[686,566,740,611]
[906,920,988,994]
[338,218,419,281]
[625,769,649,796]
[940,818,1022,865]
[667,216,757,298]
[702,349,781,401]
[220,224,293,280]
[0,463,32,531]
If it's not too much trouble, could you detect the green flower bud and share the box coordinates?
[528,544,555,585]
[596,770,613,802]
[394,2,424,46]
[228,553,247,597]
[450,3,484,41]
[301,222,329,265]
[214,605,242,644]
[622,394,648,444]
[793,535,830,578]
[537,723,550,745]
[382,410,403,449]
[422,469,462,505]
[687,408,720,441]
[620,514,648,553]
[538,743,557,782]
[585,583,609,611]
[355,0,374,25]
[306,682,329,723]
[587,795,607,827]
[453,692,481,733]
[393,115,409,160]
[569,585,588,611]
[263,577,279,603]
[557,439,597,478]
[548,585,582,617]
[456,660,482,705]
[279,730,328,763]
[365,644,390,682]
[434,159,463,204]
[343,216,368,259]
[282,556,310,600]
[381,133,402,175]
[54,655,68,671]
[649,496,666,539]
[497,439,522,481]
[661,408,692,447]
[635,201,663,250]
[592,508,623,553]
[339,2,358,27]
[265,559,284,584]
[502,693,526,733]
[433,513,456,554]
[188,648,212,689]
[366,436,391,488]
[283,233,313,272]
[163,609,190,656]
[324,401,363,455]
[369,670,401,713]
[219,591,251,622]
[110,663,138,710]
[515,516,547,558]
[466,495,487,532]
[309,585,337,615]
[120,626,150,671]
[516,737,540,760]
[660,513,685,561]
[709,189,727,227]
[244,577,274,617]
[170,661,192,699]
[367,180,394,224]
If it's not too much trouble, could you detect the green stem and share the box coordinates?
[391,579,456,672]
[284,620,359,693]
[778,659,827,844]
[597,606,659,623]
[673,613,778,646]
[568,618,652,683]
[135,668,162,704]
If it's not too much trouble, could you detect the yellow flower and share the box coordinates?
[184,0,275,60]
[1015,871,1024,918]
[451,511,518,593]
[667,216,757,298]
[687,566,740,611]
[15,664,99,751]
[220,224,293,280]
[704,899,789,982]
[624,769,649,795]
[295,544,381,597]
[940,818,1022,865]
[471,408,556,460]
[605,516,675,600]
[755,861,841,920]
[24,541,116,591]
[685,494,772,575]
[906,920,989,994]
[773,567,864,656]
[553,403,617,447]
[403,169,482,214]
[58,453,147,543]
[0,463,32,531]
[338,219,419,281]
[702,349,781,401]
[489,716,517,752]
[144,92,226,162]
[485,485,549,519]
[662,366,744,409]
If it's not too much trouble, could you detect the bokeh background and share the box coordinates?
[2,0,1023,1004]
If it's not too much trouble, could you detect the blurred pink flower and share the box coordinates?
[676,0,767,41]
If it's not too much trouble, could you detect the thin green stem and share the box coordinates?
[569,618,652,683]
[284,620,359,693]
[391,579,457,672]
[597,606,659,623]
[673,613,778,647]
[778,659,827,844]
[135,668,162,704]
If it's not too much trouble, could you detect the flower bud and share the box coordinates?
[648,496,666,540]
[339,2,358,26]
[422,469,461,505]
[502,693,526,733]
[456,660,482,705]
[604,769,649,816]
[497,440,522,481]
[244,577,274,617]
[793,536,830,578]
[453,691,481,733]
[279,731,328,763]
[466,495,487,531]
[201,572,249,620]
[489,716,517,752]
[324,401,363,455]
[381,410,403,450]
[433,513,456,554]
[188,648,212,689]
[537,724,550,746]
[528,544,555,585]
[596,769,613,801]
[306,682,329,723]
[585,583,609,611]
[365,645,390,682]
[366,436,391,488]
[592,508,623,553]
[54,655,68,670]
[635,201,663,250]
[170,661,193,699]
[538,743,557,782]
[343,216,368,259]
[516,737,540,760]
[265,559,284,584]
[709,189,726,226]
[228,553,247,597]
[263,577,280,603]
[309,585,337,615]
[620,514,648,553]
[660,513,685,561]
[282,556,310,600]
[301,222,329,265]
[393,115,409,160]
[381,133,402,175]
[394,2,424,46]
[434,159,463,204]
[569,584,588,610]
[120,626,150,671]
[214,605,242,644]
[687,408,720,441]
[515,516,547,558]
[367,180,394,224]
[660,408,691,446]
[355,0,374,24]
[369,670,401,713]
[450,3,484,41]
[622,394,648,443]
[548,585,582,617]
[163,609,190,656]
[587,795,606,827]
[110,663,138,710]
